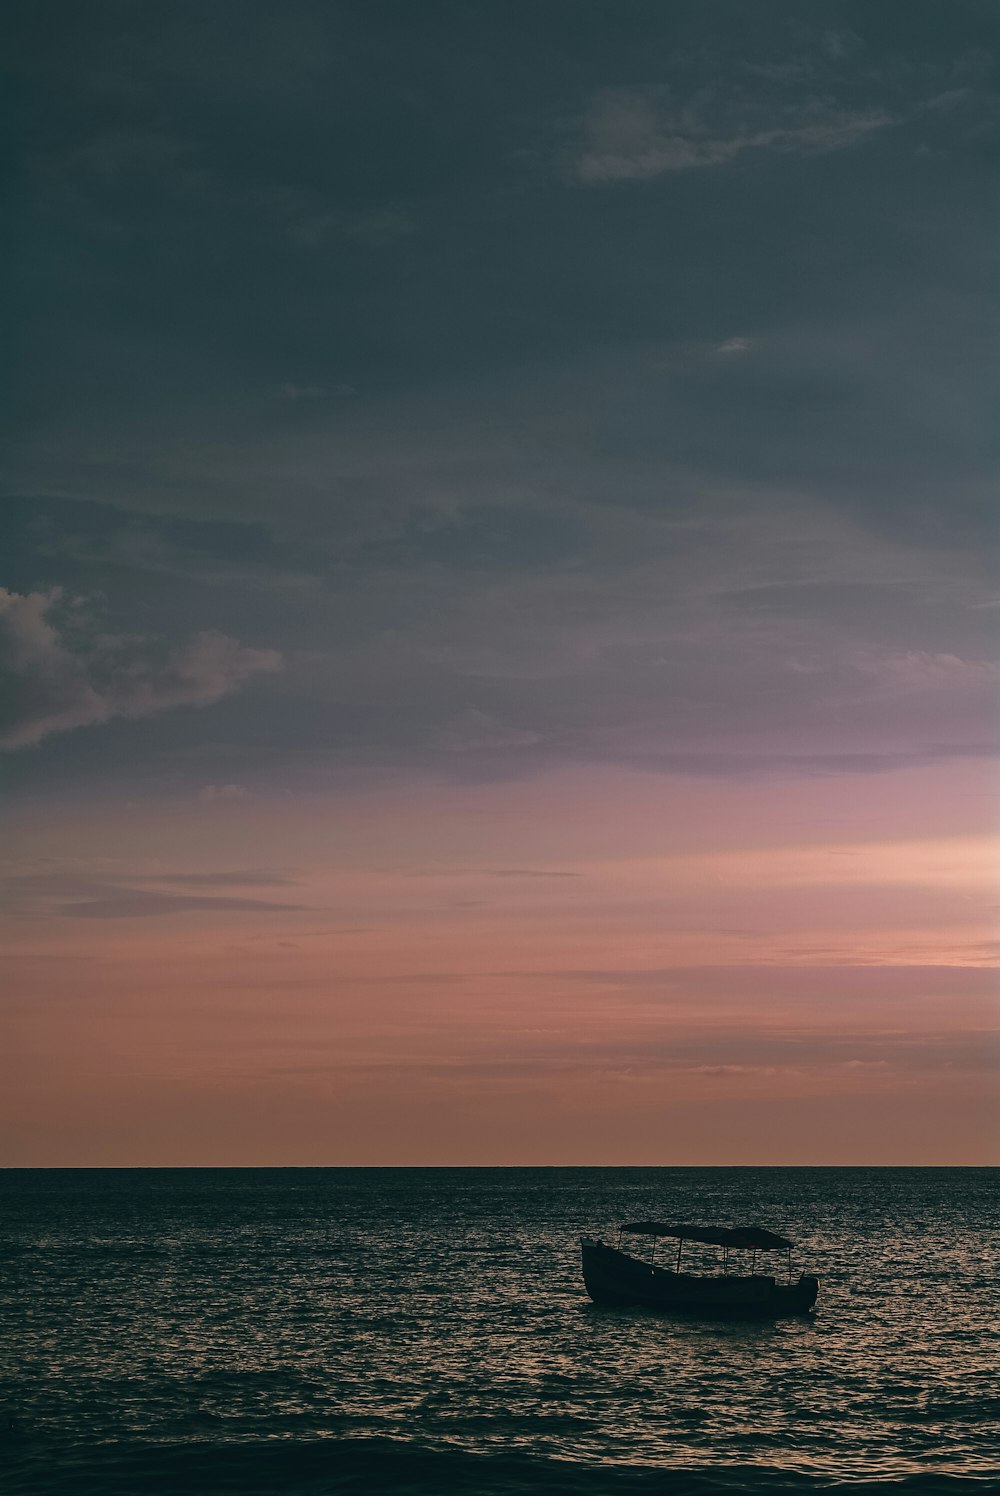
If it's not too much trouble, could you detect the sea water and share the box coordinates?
[2,1168,997,1494]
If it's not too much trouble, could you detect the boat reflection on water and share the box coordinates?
[581,1220,819,1319]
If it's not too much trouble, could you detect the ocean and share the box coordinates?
[2,1168,997,1495]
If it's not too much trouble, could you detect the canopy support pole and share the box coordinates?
[676,1239,683,1273]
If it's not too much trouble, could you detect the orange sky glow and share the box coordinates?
[5,759,996,1165]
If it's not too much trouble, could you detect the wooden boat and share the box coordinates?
[581,1221,818,1319]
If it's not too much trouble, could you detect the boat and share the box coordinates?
[581,1220,818,1319]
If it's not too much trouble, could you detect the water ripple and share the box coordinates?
[1,1167,997,1490]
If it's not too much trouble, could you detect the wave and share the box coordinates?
[2,1437,995,1496]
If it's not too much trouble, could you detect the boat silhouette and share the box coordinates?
[581,1220,818,1319]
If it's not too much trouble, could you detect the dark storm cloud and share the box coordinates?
[3,2,997,786]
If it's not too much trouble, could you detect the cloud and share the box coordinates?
[3,12,994,800]
[136,869,291,887]
[0,589,282,750]
[278,382,355,401]
[251,1025,999,1086]
[852,649,1000,695]
[64,891,308,919]
[20,497,323,595]
[2,866,306,919]
[431,709,544,754]
[573,87,891,183]
[616,746,995,780]
[199,783,253,802]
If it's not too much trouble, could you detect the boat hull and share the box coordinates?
[581,1237,818,1319]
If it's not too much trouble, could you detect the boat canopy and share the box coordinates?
[618,1222,793,1251]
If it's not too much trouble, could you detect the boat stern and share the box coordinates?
[796,1273,819,1311]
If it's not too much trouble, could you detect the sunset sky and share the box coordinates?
[3,1,997,1165]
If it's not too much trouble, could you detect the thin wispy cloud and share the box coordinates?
[2,866,305,920]
[64,891,310,919]
[199,783,253,802]
[572,88,891,183]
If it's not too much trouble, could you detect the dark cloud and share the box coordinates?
[2,2,996,788]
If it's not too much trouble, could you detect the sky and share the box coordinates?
[2,0,998,1166]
